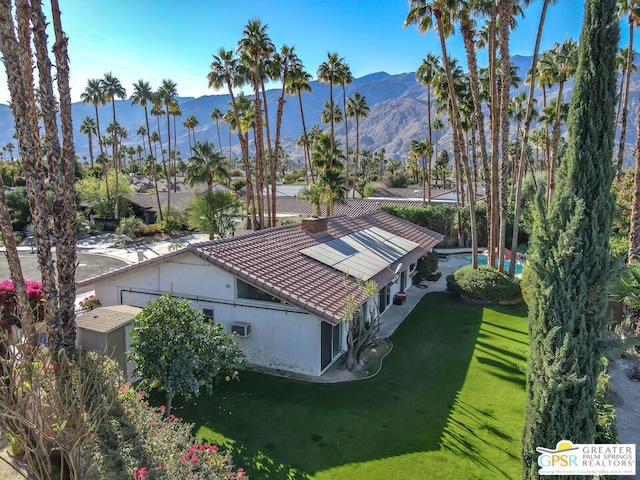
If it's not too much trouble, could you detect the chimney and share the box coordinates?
[301,216,328,234]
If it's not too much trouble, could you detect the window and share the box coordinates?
[202,308,214,321]
[236,279,285,304]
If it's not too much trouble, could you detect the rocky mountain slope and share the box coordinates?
[0,54,637,167]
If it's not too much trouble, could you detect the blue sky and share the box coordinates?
[0,0,634,104]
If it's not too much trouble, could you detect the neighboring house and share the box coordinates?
[77,211,443,377]
[128,183,232,224]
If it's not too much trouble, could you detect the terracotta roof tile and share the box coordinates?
[79,212,444,325]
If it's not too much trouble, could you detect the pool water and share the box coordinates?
[465,254,524,275]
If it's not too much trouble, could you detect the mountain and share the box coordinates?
[0,55,637,167]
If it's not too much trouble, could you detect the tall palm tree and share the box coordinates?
[409,138,433,204]
[209,47,257,229]
[273,45,300,223]
[346,92,369,196]
[79,116,97,167]
[130,81,157,213]
[169,100,182,191]
[80,78,106,156]
[185,140,231,191]
[156,79,178,214]
[102,72,126,219]
[616,0,640,178]
[287,65,313,183]
[321,101,343,127]
[432,116,445,185]
[317,51,344,151]
[210,107,224,152]
[615,47,637,128]
[510,0,559,278]
[336,61,352,190]
[548,39,578,205]
[405,0,478,266]
[238,18,272,229]
[183,114,198,152]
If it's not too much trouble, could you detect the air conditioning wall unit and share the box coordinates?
[231,322,252,337]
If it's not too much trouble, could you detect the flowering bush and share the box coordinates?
[0,279,43,328]
[88,384,246,479]
[79,294,101,310]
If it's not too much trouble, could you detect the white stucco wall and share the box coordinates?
[91,252,337,376]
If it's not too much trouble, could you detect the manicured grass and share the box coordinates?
[171,292,528,480]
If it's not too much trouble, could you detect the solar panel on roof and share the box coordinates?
[300,227,419,280]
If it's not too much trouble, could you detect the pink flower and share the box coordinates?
[190,455,198,464]
[159,405,166,411]
[181,455,188,462]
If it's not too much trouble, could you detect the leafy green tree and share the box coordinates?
[5,187,30,232]
[521,0,619,476]
[187,190,241,239]
[76,171,133,219]
[128,294,245,416]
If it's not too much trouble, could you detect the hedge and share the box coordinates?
[446,265,521,303]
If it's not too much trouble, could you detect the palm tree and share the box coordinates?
[548,40,578,205]
[4,141,13,162]
[317,51,344,150]
[210,107,224,152]
[183,114,198,152]
[273,45,300,223]
[321,101,343,127]
[156,79,178,215]
[81,78,106,157]
[405,1,478,266]
[102,72,126,219]
[79,116,97,167]
[130,80,159,216]
[169,100,182,191]
[311,132,345,177]
[497,0,514,272]
[336,61,352,190]
[185,140,231,191]
[287,65,313,183]
[346,92,370,196]
[409,138,433,204]
[238,18,272,229]
[187,190,241,240]
[209,47,257,230]
[616,1,640,178]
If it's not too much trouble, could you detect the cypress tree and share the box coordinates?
[520,0,619,477]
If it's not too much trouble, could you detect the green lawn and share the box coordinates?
[171,292,528,480]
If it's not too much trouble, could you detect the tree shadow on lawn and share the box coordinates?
[171,293,506,480]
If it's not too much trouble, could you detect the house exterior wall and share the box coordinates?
[92,253,340,376]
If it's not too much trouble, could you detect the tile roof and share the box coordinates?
[78,212,443,325]
[76,305,142,334]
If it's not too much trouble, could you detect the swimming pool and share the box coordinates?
[465,254,524,275]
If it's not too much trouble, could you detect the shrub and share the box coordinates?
[134,223,161,237]
[116,216,144,239]
[362,183,380,197]
[231,178,246,192]
[446,265,522,303]
[0,279,43,328]
[160,216,181,234]
[88,383,246,480]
